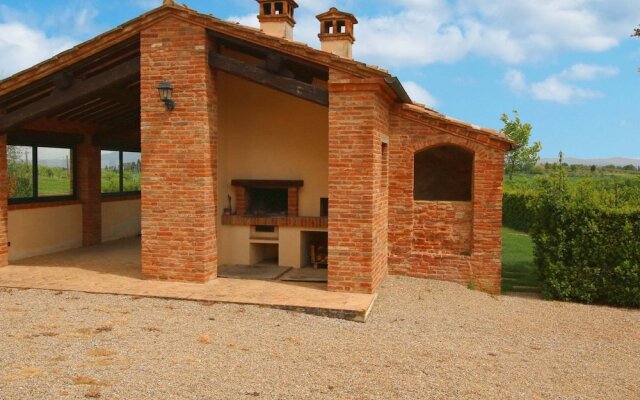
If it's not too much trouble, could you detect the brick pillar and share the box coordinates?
[0,135,8,266]
[140,16,218,282]
[77,136,102,246]
[327,71,391,294]
[471,152,505,294]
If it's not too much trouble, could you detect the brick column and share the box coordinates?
[471,151,505,294]
[327,71,391,294]
[77,137,102,246]
[0,135,8,266]
[140,16,218,282]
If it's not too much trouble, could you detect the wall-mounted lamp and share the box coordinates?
[157,80,175,111]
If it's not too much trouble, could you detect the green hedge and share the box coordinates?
[503,191,535,232]
[529,180,640,307]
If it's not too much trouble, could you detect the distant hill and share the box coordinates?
[540,157,640,167]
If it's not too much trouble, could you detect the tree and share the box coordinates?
[501,110,542,179]
[590,165,597,173]
[634,25,640,37]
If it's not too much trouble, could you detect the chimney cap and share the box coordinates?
[256,0,299,8]
[316,7,358,24]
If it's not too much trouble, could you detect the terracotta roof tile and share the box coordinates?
[400,103,514,146]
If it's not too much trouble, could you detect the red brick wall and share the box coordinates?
[77,136,101,246]
[0,135,8,267]
[327,70,391,294]
[388,110,506,294]
[287,187,299,217]
[234,186,247,215]
[140,17,218,282]
[412,201,472,255]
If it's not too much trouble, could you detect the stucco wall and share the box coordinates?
[8,204,82,261]
[102,199,141,242]
[218,223,327,268]
[216,71,329,267]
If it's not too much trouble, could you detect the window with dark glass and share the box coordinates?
[101,150,141,195]
[7,145,75,203]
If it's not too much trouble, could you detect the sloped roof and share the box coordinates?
[0,2,512,146]
[399,103,515,149]
[0,3,387,97]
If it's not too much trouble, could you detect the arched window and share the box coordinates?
[414,145,473,201]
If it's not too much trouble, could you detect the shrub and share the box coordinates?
[529,167,640,307]
[503,190,535,232]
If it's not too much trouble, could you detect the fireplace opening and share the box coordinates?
[247,187,288,216]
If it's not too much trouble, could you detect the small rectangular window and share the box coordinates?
[37,147,73,197]
[101,149,141,195]
[122,152,141,192]
[7,144,75,203]
[101,150,120,194]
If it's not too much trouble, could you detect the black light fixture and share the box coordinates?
[157,80,175,111]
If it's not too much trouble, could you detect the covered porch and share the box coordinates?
[0,4,390,299]
[0,237,374,321]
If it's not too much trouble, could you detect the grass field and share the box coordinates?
[502,227,540,293]
[38,175,72,196]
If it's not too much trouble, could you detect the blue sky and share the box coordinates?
[1,0,639,158]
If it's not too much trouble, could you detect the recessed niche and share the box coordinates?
[250,243,279,266]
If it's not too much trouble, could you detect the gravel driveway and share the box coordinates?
[1,276,638,399]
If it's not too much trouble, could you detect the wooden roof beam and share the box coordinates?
[209,52,328,106]
[0,57,140,132]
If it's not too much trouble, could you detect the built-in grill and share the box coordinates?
[231,179,303,217]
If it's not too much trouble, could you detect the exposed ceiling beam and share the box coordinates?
[92,130,140,151]
[209,52,328,107]
[22,118,99,135]
[0,57,140,132]
[209,31,329,80]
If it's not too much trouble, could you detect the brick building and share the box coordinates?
[0,1,513,295]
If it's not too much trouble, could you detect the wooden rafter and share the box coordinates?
[209,52,328,106]
[0,57,140,132]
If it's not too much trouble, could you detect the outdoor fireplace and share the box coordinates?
[232,180,303,217]
[247,187,287,216]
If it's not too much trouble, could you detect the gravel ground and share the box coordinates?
[1,276,638,400]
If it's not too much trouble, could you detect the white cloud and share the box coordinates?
[255,0,640,67]
[530,76,602,104]
[0,22,76,78]
[504,63,619,104]
[403,81,439,108]
[504,69,527,93]
[558,64,619,81]
[0,4,100,79]
[43,6,99,36]
[227,13,260,29]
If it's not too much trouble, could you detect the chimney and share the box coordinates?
[316,8,358,59]
[256,0,299,40]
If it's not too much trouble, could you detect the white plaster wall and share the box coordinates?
[8,204,82,261]
[216,71,329,268]
[102,199,141,242]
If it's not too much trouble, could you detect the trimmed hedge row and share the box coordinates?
[529,184,640,307]
[503,191,535,232]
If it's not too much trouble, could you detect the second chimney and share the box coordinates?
[256,0,298,40]
[316,8,358,59]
